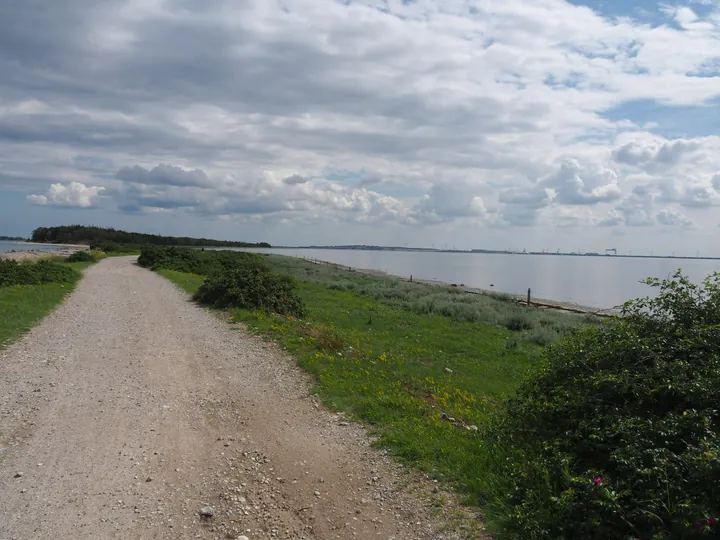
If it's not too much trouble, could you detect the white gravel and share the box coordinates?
[0,257,482,539]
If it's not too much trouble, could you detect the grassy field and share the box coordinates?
[157,269,205,294]
[158,255,587,505]
[0,261,92,349]
[263,255,591,344]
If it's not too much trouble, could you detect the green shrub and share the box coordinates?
[502,312,534,331]
[193,266,306,317]
[483,271,720,539]
[524,326,557,347]
[138,246,263,276]
[91,242,145,254]
[65,251,95,263]
[0,260,79,287]
[140,247,306,317]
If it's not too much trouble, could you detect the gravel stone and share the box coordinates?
[0,257,481,539]
[199,506,215,518]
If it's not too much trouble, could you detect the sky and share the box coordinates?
[0,0,719,255]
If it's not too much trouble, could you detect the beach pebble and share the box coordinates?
[199,506,215,518]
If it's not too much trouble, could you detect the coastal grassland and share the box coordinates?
[156,253,587,505]
[262,254,588,346]
[0,260,93,349]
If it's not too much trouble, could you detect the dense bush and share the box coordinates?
[90,242,145,254]
[138,246,264,276]
[483,271,720,539]
[139,247,306,317]
[0,259,79,287]
[65,250,97,262]
[193,266,306,317]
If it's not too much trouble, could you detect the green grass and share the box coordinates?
[64,261,94,272]
[159,264,560,505]
[0,261,93,349]
[157,269,206,294]
[261,254,589,346]
[102,250,142,257]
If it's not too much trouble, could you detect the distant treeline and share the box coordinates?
[30,226,271,248]
[0,236,24,241]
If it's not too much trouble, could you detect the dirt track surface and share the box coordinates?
[0,257,477,539]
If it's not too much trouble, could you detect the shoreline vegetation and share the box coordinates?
[140,245,720,538]
[4,231,718,537]
[0,256,98,348]
[0,244,88,261]
[138,247,588,512]
[29,225,271,249]
[291,256,619,318]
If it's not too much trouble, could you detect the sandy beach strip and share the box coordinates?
[0,244,88,261]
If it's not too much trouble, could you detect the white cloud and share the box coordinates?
[1,0,720,250]
[411,181,490,224]
[612,138,702,170]
[612,188,656,227]
[27,182,105,208]
[656,209,695,228]
[542,160,622,206]
[657,177,720,208]
[116,164,211,187]
[282,175,309,185]
[713,174,720,192]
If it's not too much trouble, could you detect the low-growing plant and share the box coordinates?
[0,259,79,287]
[263,255,587,345]
[91,242,145,255]
[482,271,720,539]
[65,251,97,263]
[193,266,306,317]
[138,246,263,276]
[502,312,534,331]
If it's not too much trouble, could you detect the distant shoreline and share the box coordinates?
[0,244,87,261]
[16,242,90,248]
[264,246,720,262]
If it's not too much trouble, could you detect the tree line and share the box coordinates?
[30,226,271,248]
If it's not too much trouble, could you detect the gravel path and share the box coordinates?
[0,257,479,539]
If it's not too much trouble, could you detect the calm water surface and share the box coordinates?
[0,241,59,254]
[240,248,720,309]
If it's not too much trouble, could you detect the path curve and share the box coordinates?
[0,257,472,539]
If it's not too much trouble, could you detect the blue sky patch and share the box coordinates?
[603,98,720,139]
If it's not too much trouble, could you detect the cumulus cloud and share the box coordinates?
[713,174,720,192]
[1,0,720,246]
[498,185,551,226]
[656,209,695,228]
[497,160,621,226]
[499,187,552,209]
[282,175,309,185]
[116,165,211,188]
[27,182,104,208]
[612,138,702,170]
[542,160,622,206]
[657,178,719,208]
[412,182,489,224]
[612,188,657,227]
[108,165,413,225]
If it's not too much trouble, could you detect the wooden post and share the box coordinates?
[410,274,413,282]
[527,288,532,307]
